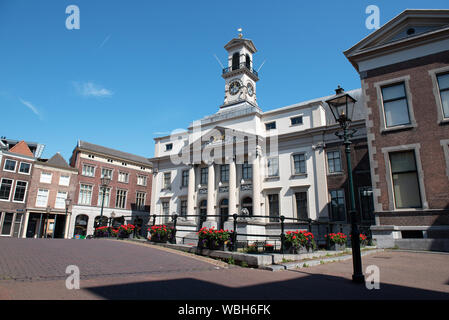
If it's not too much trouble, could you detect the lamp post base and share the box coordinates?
[352,273,365,284]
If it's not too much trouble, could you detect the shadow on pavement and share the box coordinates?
[86,272,449,300]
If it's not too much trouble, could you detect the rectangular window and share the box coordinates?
[0,179,13,200]
[437,73,449,119]
[163,172,171,189]
[101,168,113,179]
[165,143,173,151]
[19,162,31,174]
[200,167,208,185]
[115,189,127,209]
[40,172,52,184]
[1,213,14,235]
[59,175,70,186]
[242,162,252,180]
[137,175,147,186]
[82,164,95,177]
[3,159,17,172]
[97,187,111,207]
[291,116,303,125]
[220,164,229,183]
[118,172,129,183]
[162,201,169,222]
[293,153,306,174]
[181,170,189,187]
[265,122,276,130]
[295,192,308,220]
[267,157,279,177]
[78,184,93,205]
[136,192,146,209]
[13,181,27,202]
[180,200,187,217]
[381,83,411,127]
[327,151,342,173]
[390,151,422,209]
[36,189,49,207]
[268,194,279,222]
[330,189,346,222]
[55,191,68,209]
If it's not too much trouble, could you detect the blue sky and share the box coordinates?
[1,0,447,161]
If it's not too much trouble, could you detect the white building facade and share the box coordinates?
[150,36,368,244]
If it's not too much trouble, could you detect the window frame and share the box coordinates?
[290,115,303,126]
[78,184,93,205]
[13,180,28,203]
[374,75,417,132]
[82,164,95,177]
[329,189,347,222]
[181,170,189,188]
[36,188,50,207]
[326,150,342,174]
[3,159,17,172]
[265,121,276,130]
[267,156,279,178]
[115,189,128,209]
[429,66,449,124]
[0,178,14,201]
[18,162,32,175]
[55,191,68,209]
[292,153,307,175]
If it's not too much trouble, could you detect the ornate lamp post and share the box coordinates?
[325,86,364,284]
[99,176,111,228]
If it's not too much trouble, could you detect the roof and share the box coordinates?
[344,9,449,71]
[224,38,257,53]
[77,140,152,166]
[46,153,73,169]
[8,140,34,157]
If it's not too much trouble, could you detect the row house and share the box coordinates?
[23,153,78,238]
[68,140,153,238]
[345,9,449,249]
[0,139,44,237]
[149,36,374,244]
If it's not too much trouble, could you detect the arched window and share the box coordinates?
[94,215,108,228]
[74,214,89,237]
[219,199,229,230]
[112,216,124,228]
[245,54,251,69]
[241,197,253,216]
[232,52,240,71]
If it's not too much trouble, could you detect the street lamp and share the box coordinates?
[326,86,364,284]
[99,176,111,228]
[65,197,71,239]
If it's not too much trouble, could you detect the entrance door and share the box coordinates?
[219,199,228,230]
[359,187,375,223]
[198,200,207,230]
[1,213,14,236]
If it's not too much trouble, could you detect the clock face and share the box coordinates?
[247,83,254,96]
[229,81,241,95]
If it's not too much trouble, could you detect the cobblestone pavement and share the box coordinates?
[1,238,449,300]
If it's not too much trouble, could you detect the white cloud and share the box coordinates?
[19,98,43,120]
[74,82,113,98]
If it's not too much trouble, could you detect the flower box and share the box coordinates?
[148,225,173,243]
[328,243,346,251]
[264,244,274,253]
[197,227,232,250]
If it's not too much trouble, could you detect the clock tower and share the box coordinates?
[221,33,259,108]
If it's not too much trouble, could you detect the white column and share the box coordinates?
[64,212,71,239]
[21,211,30,238]
[252,155,261,217]
[229,159,237,216]
[187,165,195,220]
[207,163,215,219]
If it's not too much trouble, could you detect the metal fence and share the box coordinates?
[144,213,374,253]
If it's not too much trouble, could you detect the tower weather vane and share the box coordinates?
[238,28,243,38]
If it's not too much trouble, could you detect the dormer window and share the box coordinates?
[165,143,173,151]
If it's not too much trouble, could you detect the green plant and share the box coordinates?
[324,233,347,245]
[240,261,249,268]
[227,257,235,265]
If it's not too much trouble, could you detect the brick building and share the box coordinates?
[0,139,44,237]
[23,153,78,238]
[345,9,449,249]
[68,140,153,238]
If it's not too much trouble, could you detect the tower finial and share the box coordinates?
[237,28,243,39]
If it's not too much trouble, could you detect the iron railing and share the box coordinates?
[222,63,258,77]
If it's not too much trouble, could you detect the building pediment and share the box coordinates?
[224,38,257,53]
[345,9,449,70]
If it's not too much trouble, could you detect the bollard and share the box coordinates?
[172,214,178,244]
[280,215,285,254]
[152,214,156,226]
[233,214,238,252]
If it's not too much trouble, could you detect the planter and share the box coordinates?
[264,246,274,253]
[151,234,169,243]
[197,238,209,249]
[328,243,346,251]
[209,241,225,251]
